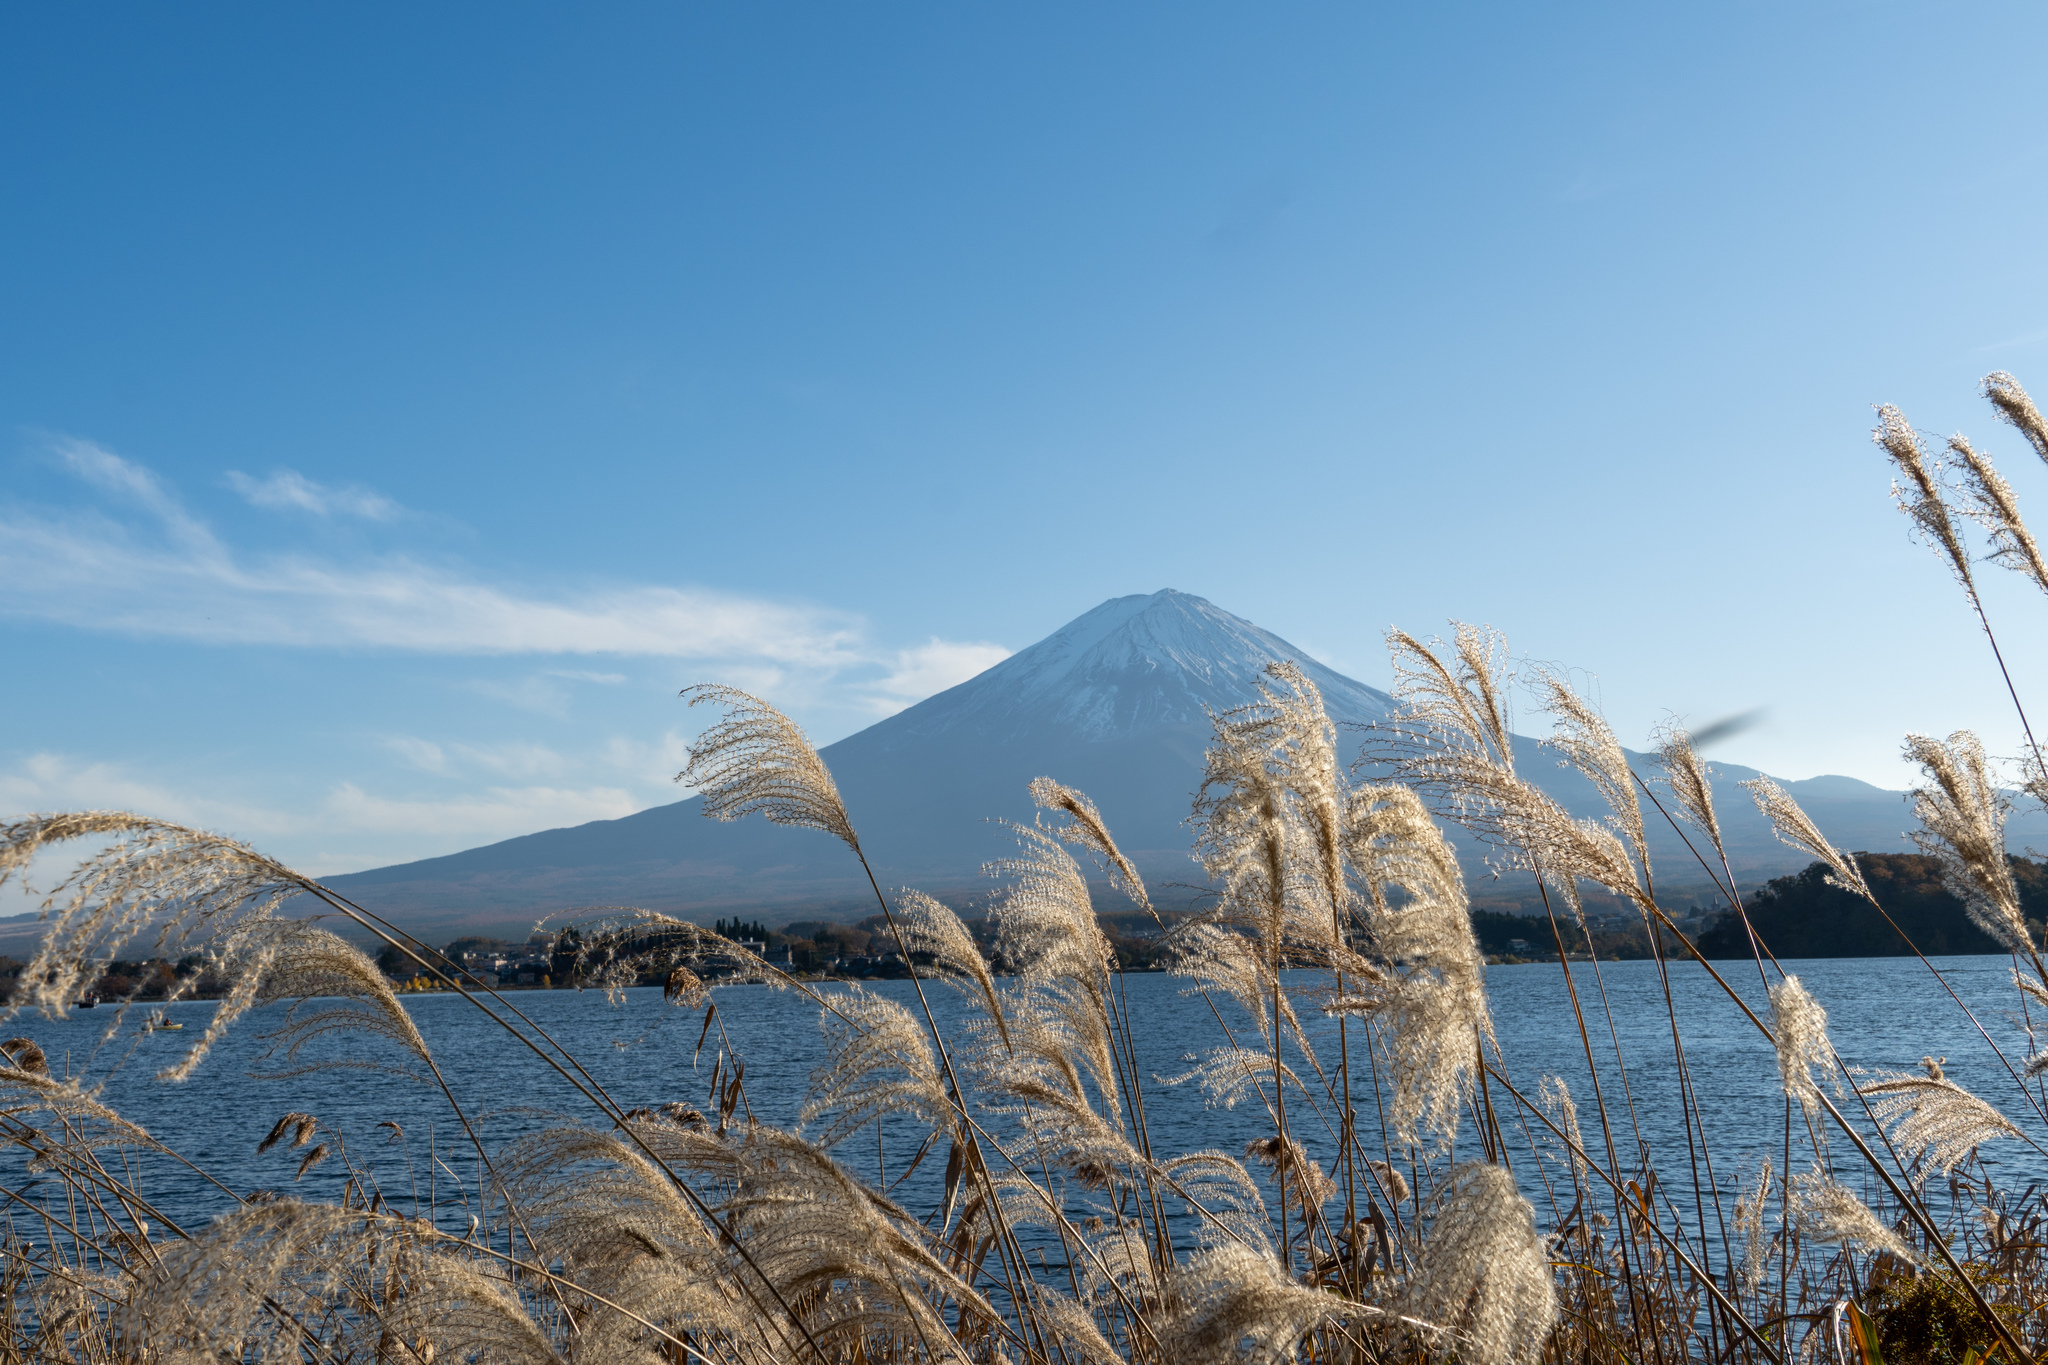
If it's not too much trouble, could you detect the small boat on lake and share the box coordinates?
[142,1011,183,1032]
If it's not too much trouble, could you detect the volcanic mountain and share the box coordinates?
[325,589,1973,937]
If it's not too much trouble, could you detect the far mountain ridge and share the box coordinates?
[321,589,2018,938]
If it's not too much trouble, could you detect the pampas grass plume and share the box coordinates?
[676,684,858,852]
[1904,730,2033,952]
[1878,403,1978,593]
[1986,370,2048,465]
[1769,975,1834,1116]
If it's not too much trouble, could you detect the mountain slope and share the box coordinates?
[323,589,2034,936]
[327,591,1390,931]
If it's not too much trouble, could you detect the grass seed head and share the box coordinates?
[1769,975,1835,1117]
[1903,730,2030,952]
[1791,1167,1915,1263]
[1858,1069,2022,1178]
[1985,370,2048,464]
[1741,777,1872,901]
[1878,402,1978,594]
[676,684,858,852]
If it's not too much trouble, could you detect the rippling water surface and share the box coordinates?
[12,954,2047,1253]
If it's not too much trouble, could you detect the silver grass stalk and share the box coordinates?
[118,1201,564,1364]
[293,1144,330,1180]
[1382,629,1643,913]
[1734,1159,1775,1295]
[1365,1158,1411,1207]
[1244,1133,1337,1218]
[1857,1069,2022,1177]
[1986,370,2048,465]
[1259,660,1350,922]
[1741,777,1874,900]
[492,1123,746,1346]
[1878,403,1979,594]
[721,1127,996,1350]
[1157,1242,1352,1365]
[1165,921,1317,1060]
[1033,1287,1127,1365]
[1160,1047,1308,1112]
[1537,1075,1587,1186]
[1386,625,1518,771]
[954,1168,1079,1241]
[1,812,317,1022]
[1029,776,1154,916]
[1948,432,2048,596]
[2019,970,2048,1039]
[972,988,1146,1179]
[1652,719,1726,863]
[245,923,432,1081]
[803,985,957,1144]
[676,684,858,851]
[1789,1167,1915,1263]
[987,819,1116,999]
[0,1037,46,1075]
[895,888,1008,1047]
[584,909,787,991]
[257,1111,320,1153]
[1078,1214,1162,1306]
[1160,1150,1274,1252]
[383,1251,568,1365]
[986,821,1120,1123]
[1193,708,1315,954]
[1903,730,2032,953]
[153,918,431,1084]
[2022,745,2048,830]
[1339,783,1492,1148]
[707,1122,996,1351]
[0,1064,151,1155]
[1769,975,1836,1117]
[1535,668,1651,882]
[1396,1162,1559,1365]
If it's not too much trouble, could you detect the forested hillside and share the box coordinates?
[1696,852,2048,958]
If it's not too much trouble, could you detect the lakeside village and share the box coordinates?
[0,893,1754,1007]
[30,851,2036,1008]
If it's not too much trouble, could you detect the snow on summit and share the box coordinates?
[885,589,1394,744]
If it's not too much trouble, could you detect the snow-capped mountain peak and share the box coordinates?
[878,589,1393,743]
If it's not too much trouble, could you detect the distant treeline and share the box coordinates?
[1462,852,2048,962]
[1693,851,2047,958]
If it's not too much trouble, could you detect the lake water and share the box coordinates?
[9,953,2046,1262]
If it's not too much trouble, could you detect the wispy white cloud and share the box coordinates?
[863,638,1011,713]
[1971,325,2048,355]
[321,781,637,841]
[601,729,699,791]
[0,752,312,845]
[382,736,570,780]
[382,736,449,774]
[226,468,404,520]
[53,437,220,556]
[5,440,867,664]
[0,749,647,878]
[458,675,578,716]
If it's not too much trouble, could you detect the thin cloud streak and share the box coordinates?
[0,750,645,878]
[866,638,1013,713]
[4,440,868,664]
[226,468,403,520]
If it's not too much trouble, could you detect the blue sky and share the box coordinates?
[7,3,2048,876]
